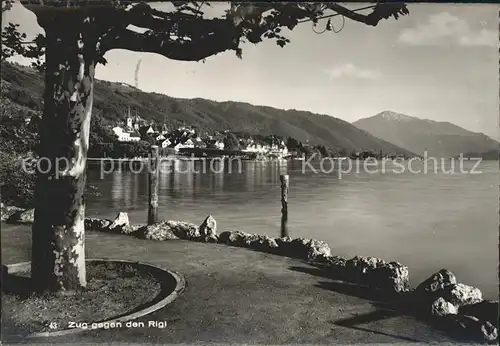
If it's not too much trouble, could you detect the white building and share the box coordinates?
[192,137,206,148]
[178,127,196,135]
[242,140,288,157]
[184,139,195,147]
[271,146,288,157]
[113,126,124,140]
[243,142,269,153]
[215,140,225,150]
[161,139,171,148]
[113,126,141,142]
[173,139,195,152]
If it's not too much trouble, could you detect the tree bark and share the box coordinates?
[280,174,289,238]
[31,16,96,293]
[148,145,159,225]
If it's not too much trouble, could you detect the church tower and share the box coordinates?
[134,110,140,131]
[126,106,133,130]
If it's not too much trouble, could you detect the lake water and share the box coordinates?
[86,158,498,299]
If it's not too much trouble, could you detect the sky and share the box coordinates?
[3,2,499,139]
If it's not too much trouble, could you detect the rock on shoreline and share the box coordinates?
[137,222,179,241]
[411,268,496,343]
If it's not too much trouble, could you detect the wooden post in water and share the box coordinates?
[280,174,289,237]
[148,145,159,225]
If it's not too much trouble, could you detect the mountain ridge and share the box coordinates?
[353,111,498,158]
[0,62,414,156]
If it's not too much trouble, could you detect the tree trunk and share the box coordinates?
[31,18,96,293]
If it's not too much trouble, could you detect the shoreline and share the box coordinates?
[2,205,498,343]
[2,204,496,295]
[87,155,299,161]
[0,223,465,344]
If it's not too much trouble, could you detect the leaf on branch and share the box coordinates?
[235,47,242,59]
[276,39,286,48]
[96,55,108,65]
[1,0,13,12]
[31,61,45,72]
[371,3,410,21]
[33,33,46,46]
[172,1,205,16]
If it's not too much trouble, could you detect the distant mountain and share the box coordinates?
[0,63,413,156]
[353,111,498,158]
[461,149,498,160]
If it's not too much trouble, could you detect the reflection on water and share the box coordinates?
[86,159,498,299]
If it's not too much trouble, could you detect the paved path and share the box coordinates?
[2,223,457,344]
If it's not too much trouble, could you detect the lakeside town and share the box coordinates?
[105,107,412,161]
[112,108,288,158]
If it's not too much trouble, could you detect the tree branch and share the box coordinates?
[13,1,408,63]
[100,23,239,61]
[326,3,409,26]
[324,3,376,26]
[122,3,218,38]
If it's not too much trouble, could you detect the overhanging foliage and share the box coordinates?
[2,1,409,70]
